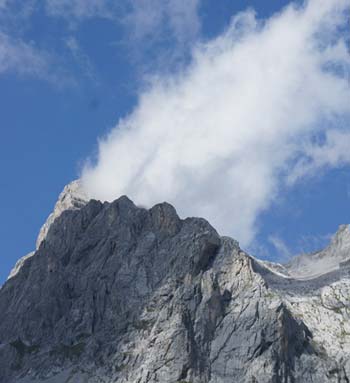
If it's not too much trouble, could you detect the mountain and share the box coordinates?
[1,182,350,383]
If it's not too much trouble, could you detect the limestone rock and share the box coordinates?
[1,183,350,382]
[286,224,350,279]
[7,252,34,280]
[36,179,88,249]
[6,180,88,283]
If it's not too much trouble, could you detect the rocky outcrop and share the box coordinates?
[7,252,35,280]
[7,180,88,283]
[1,184,350,383]
[286,225,350,279]
[36,179,88,249]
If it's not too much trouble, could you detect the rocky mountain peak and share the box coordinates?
[1,182,350,383]
[7,180,88,282]
[36,179,88,249]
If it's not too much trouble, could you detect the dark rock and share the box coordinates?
[1,184,349,383]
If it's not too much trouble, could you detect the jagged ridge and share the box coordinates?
[1,182,350,383]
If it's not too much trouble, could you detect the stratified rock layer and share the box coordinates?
[1,185,350,383]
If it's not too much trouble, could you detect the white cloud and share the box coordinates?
[117,0,201,73]
[44,0,201,49]
[268,235,292,261]
[45,0,114,20]
[46,0,200,62]
[82,0,350,246]
[124,0,200,45]
[0,32,49,76]
[0,0,96,83]
[66,36,96,81]
[0,0,37,22]
[0,1,55,79]
[288,130,350,183]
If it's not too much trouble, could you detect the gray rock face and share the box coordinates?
[7,252,35,280]
[1,185,350,382]
[36,180,88,249]
[6,180,88,283]
[286,225,350,279]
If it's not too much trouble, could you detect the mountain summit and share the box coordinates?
[1,182,350,383]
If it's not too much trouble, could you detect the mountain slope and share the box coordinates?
[1,183,350,383]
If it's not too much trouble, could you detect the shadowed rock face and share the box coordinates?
[0,187,350,382]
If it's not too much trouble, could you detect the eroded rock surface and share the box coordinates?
[36,179,88,249]
[1,184,350,383]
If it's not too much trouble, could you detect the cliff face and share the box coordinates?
[1,183,350,383]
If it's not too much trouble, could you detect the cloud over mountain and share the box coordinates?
[82,0,350,246]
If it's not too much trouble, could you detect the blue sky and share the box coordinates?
[0,0,349,283]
